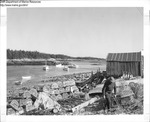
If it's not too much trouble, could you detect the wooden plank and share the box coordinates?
[72,97,99,113]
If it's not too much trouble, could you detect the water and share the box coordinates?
[7,61,106,86]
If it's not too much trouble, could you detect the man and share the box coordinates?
[102,76,116,113]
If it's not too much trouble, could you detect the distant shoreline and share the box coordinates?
[7,58,106,66]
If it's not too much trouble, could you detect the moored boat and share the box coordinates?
[43,65,49,71]
[68,64,79,68]
[63,66,69,71]
[22,76,31,80]
[56,64,65,68]
[43,60,49,71]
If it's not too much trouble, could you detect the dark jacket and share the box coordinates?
[102,79,116,95]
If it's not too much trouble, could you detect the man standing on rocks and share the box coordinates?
[102,76,116,113]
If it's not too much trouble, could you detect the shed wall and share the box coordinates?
[106,61,141,76]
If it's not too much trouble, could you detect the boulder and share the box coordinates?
[10,100,19,111]
[30,88,38,98]
[43,85,51,94]
[23,91,31,99]
[51,83,59,89]
[34,92,61,110]
[59,88,65,93]
[18,107,24,114]
[65,86,71,92]
[70,86,79,93]
[26,104,36,112]
[57,81,63,88]
[7,108,16,115]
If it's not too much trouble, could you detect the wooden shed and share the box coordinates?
[106,52,142,77]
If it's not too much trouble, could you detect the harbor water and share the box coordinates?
[7,61,106,88]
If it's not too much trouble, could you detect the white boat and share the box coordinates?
[63,66,69,71]
[56,64,64,68]
[22,76,31,80]
[43,60,49,71]
[43,65,49,71]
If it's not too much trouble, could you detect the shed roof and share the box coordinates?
[106,52,141,62]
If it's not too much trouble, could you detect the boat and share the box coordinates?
[68,64,79,68]
[56,64,65,68]
[22,76,31,81]
[63,66,69,71]
[43,60,49,71]
[43,65,49,71]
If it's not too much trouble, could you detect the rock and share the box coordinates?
[43,85,51,94]
[65,86,71,92]
[71,86,79,93]
[30,88,38,98]
[23,91,31,99]
[18,107,24,114]
[63,80,75,87]
[57,81,63,88]
[62,93,69,99]
[51,83,59,89]
[7,108,16,115]
[19,99,27,107]
[36,92,61,110]
[53,89,60,94]
[25,99,33,106]
[26,104,36,112]
[56,94,63,100]
[59,88,65,93]
[10,100,19,111]
[53,108,59,113]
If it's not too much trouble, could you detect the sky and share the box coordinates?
[7,7,143,58]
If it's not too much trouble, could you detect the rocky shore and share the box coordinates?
[7,71,143,115]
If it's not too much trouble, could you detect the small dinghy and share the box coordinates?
[22,76,31,80]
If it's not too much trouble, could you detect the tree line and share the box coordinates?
[7,49,105,60]
[7,49,71,59]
